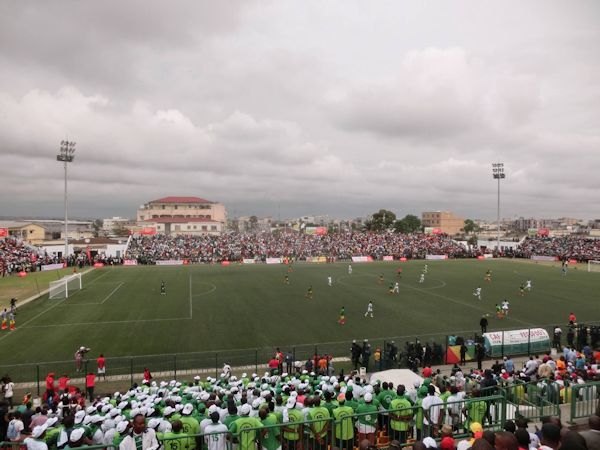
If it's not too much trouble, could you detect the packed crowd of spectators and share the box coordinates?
[515,236,600,262]
[2,346,599,450]
[125,232,473,263]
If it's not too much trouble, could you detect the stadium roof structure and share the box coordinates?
[141,217,218,223]
[148,196,212,204]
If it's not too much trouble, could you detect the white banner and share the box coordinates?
[123,260,138,266]
[351,256,370,262]
[531,255,557,261]
[426,255,448,260]
[483,254,494,259]
[484,328,550,347]
[156,260,184,266]
[41,263,64,271]
[383,256,394,261]
[243,259,256,264]
[266,257,282,265]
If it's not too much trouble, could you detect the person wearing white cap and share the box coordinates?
[228,404,263,448]
[118,413,159,450]
[69,427,86,447]
[203,411,228,450]
[282,397,303,450]
[355,393,378,445]
[180,404,200,445]
[24,424,48,450]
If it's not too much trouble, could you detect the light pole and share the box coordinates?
[492,162,506,253]
[57,140,76,260]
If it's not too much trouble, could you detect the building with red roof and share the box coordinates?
[136,196,226,236]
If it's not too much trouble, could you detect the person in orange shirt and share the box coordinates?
[569,312,576,323]
[85,372,95,401]
[58,374,70,396]
[556,356,567,375]
[318,356,328,375]
[96,354,106,380]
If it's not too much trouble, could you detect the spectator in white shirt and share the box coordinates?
[422,385,443,437]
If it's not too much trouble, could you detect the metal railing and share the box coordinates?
[570,380,600,423]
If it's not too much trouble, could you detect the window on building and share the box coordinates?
[162,205,165,209]
[202,226,207,231]
[175,225,180,231]
[174,205,178,210]
[211,225,217,231]
[193,226,197,229]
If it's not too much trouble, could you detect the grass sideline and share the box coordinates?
[0,267,78,308]
[0,259,598,369]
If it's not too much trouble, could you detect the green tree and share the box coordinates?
[467,235,478,247]
[394,214,422,234]
[92,219,103,237]
[463,219,480,234]
[366,209,396,231]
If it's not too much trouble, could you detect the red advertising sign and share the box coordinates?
[0,228,8,237]
[141,227,157,235]
[477,256,485,260]
[432,228,442,235]
[538,228,549,236]
[221,261,231,266]
[400,257,408,262]
[93,262,104,268]
[568,259,577,264]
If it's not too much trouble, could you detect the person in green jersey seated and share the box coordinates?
[332,394,355,450]
[259,407,281,450]
[229,404,264,450]
[356,392,378,445]
[307,397,331,450]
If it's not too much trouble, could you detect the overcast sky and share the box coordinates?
[1,1,599,221]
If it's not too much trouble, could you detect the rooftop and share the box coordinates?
[148,196,211,204]
[140,217,218,223]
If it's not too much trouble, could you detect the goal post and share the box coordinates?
[588,260,600,273]
[49,273,83,299]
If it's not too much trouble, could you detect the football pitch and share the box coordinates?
[0,259,598,366]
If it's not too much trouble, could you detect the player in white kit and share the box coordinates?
[364,301,374,318]
[502,299,510,316]
[328,276,332,286]
[348,264,353,274]
[419,273,425,284]
[525,279,532,291]
[473,286,482,300]
[392,282,399,294]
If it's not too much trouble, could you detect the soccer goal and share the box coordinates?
[588,260,600,273]
[49,273,83,299]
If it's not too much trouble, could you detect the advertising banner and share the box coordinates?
[123,260,138,266]
[93,262,104,268]
[531,255,557,261]
[243,259,256,264]
[0,228,9,237]
[41,263,64,271]
[156,260,184,266]
[266,258,282,264]
[528,228,538,236]
[538,228,550,236]
[351,256,373,263]
[426,255,448,260]
[483,328,550,357]
[568,259,578,264]
[483,254,494,259]
[305,227,328,235]
[383,256,394,261]
[221,261,231,266]
[400,257,408,262]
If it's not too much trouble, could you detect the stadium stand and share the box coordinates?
[1,348,599,450]
[514,236,600,261]
[125,232,473,263]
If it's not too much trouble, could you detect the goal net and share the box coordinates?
[588,260,600,273]
[49,273,83,299]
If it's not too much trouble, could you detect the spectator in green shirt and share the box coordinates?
[389,386,413,444]
[332,394,355,450]
[355,392,378,445]
[306,397,330,450]
[259,407,281,450]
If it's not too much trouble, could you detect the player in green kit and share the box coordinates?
[283,275,290,285]
[519,284,525,296]
[485,270,492,282]
[338,307,346,325]
[305,285,313,299]
[160,281,166,295]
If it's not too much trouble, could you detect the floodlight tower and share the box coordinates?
[57,140,76,260]
[492,163,506,253]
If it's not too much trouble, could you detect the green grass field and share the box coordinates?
[0,267,78,308]
[0,259,598,368]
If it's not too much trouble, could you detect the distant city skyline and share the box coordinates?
[1,2,599,220]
